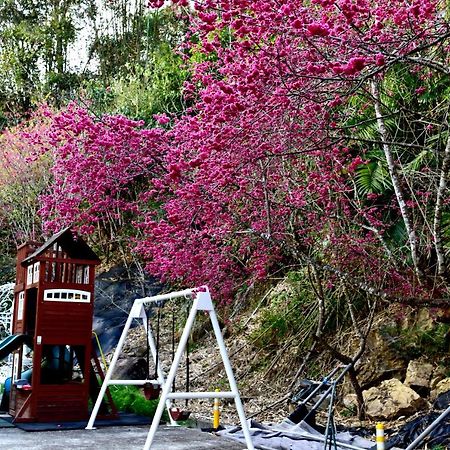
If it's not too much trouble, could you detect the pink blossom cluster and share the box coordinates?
[36,1,448,300]
[136,0,445,298]
[39,105,165,235]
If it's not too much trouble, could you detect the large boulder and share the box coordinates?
[112,357,148,380]
[94,264,163,353]
[353,307,438,390]
[430,365,447,391]
[404,359,434,397]
[354,329,406,389]
[363,378,426,420]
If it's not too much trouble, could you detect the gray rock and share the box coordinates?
[112,357,149,380]
[430,377,450,401]
[404,359,433,397]
[354,327,406,390]
[93,264,163,353]
[342,393,358,409]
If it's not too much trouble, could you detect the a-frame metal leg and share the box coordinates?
[143,297,198,450]
[86,302,172,429]
[209,305,255,450]
[144,291,254,450]
[86,310,135,429]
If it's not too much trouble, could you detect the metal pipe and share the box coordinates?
[306,363,353,419]
[167,391,236,400]
[86,310,135,429]
[135,288,196,306]
[209,305,255,450]
[405,405,450,450]
[295,366,341,405]
[323,381,337,450]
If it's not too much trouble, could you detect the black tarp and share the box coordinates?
[387,393,450,449]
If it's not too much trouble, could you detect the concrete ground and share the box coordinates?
[0,425,247,450]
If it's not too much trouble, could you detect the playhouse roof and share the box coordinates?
[22,227,100,265]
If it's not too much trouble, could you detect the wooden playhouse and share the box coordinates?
[9,227,102,422]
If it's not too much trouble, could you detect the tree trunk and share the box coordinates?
[371,80,422,280]
[433,131,450,276]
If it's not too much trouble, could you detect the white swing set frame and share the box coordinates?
[86,286,255,450]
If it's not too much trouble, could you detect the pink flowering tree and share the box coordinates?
[35,1,450,304]
[19,1,450,417]
[136,0,450,302]
[0,108,52,248]
[38,104,166,260]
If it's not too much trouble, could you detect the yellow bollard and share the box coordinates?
[376,422,385,450]
[213,389,220,429]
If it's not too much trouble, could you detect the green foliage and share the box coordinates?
[0,0,96,120]
[108,44,186,122]
[380,322,450,361]
[385,220,408,250]
[0,254,15,284]
[355,157,392,196]
[250,271,319,349]
[340,404,357,418]
[0,2,188,124]
[250,269,370,353]
[91,6,185,80]
[110,386,158,417]
[82,9,187,123]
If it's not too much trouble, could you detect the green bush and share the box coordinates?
[110,386,158,417]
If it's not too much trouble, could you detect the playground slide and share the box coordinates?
[0,334,31,361]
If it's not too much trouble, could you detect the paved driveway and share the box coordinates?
[0,425,246,449]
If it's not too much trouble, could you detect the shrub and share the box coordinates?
[110,386,158,417]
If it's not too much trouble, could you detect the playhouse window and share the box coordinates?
[26,266,33,285]
[40,344,85,384]
[33,262,40,283]
[17,292,24,321]
[76,266,83,284]
[83,266,89,284]
[12,352,20,382]
[43,289,91,303]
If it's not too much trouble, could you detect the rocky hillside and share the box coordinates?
[96,271,450,433]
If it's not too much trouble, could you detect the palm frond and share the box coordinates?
[403,149,434,174]
[355,160,392,196]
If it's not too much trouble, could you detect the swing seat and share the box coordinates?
[169,406,191,421]
[143,382,161,400]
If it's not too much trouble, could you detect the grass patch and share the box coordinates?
[249,270,320,350]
